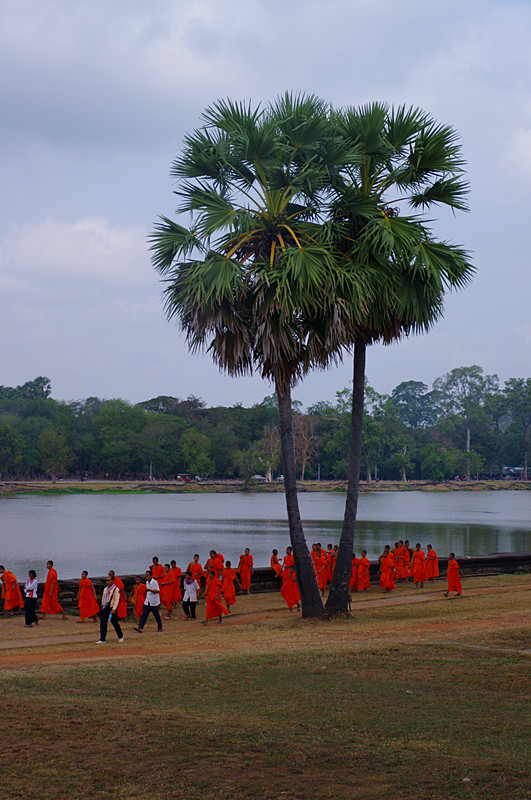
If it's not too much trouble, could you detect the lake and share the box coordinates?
[1,490,530,580]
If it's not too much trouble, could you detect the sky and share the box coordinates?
[1,0,530,410]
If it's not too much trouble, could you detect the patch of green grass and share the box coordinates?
[0,644,529,799]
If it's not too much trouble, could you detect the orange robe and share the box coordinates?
[282,571,301,609]
[447,559,462,593]
[380,553,396,591]
[113,576,128,619]
[151,564,165,584]
[78,577,99,619]
[204,555,224,578]
[222,567,237,608]
[349,557,359,592]
[357,556,371,590]
[425,549,439,580]
[412,550,427,584]
[270,555,282,577]
[41,568,65,615]
[171,567,182,603]
[280,555,295,601]
[327,551,337,583]
[160,573,174,612]
[395,546,409,580]
[238,554,254,592]
[188,562,205,590]
[2,571,23,611]
[131,583,147,621]
[315,555,328,592]
[205,576,228,620]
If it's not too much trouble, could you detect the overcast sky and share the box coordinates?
[1,0,530,409]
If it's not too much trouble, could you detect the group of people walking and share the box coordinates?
[372,540,464,596]
[1,542,465,638]
[0,550,257,638]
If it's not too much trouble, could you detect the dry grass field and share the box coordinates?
[0,574,529,800]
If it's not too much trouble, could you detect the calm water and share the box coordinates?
[1,490,530,579]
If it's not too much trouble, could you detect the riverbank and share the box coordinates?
[0,573,529,800]
[1,477,530,497]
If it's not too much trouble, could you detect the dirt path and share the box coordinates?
[0,582,528,670]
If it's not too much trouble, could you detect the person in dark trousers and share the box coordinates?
[134,569,163,633]
[182,571,200,619]
[24,570,39,627]
[96,574,124,643]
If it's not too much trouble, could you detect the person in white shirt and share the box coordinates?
[24,570,39,627]
[96,575,124,643]
[133,569,163,633]
[182,571,200,619]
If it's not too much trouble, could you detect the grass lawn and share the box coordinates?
[0,575,529,799]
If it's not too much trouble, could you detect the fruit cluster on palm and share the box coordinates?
[150,94,474,618]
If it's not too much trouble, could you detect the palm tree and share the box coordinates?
[150,95,367,617]
[324,103,475,614]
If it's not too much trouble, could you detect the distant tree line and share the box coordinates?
[0,367,529,482]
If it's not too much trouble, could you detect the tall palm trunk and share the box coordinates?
[325,341,366,614]
[276,380,325,618]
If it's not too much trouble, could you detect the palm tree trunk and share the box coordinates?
[276,381,324,618]
[325,341,366,614]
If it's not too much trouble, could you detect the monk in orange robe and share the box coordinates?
[281,566,301,612]
[170,560,182,605]
[280,547,295,598]
[204,550,224,577]
[377,548,387,579]
[394,541,409,581]
[411,544,427,588]
[76,570,99,622]
[380,548,396,593]
[314,548,328,595]
[326,544,336,583]
[187,554,205,593]
[425,545,439,581]
[221,561,240,613]
[445,553,464,597]
[0,566,24,614]
[108,571,128,619]
[40,560,67,619]
[237,548,254,594]
[201,570,228,625]
[405,540,414,577]
[357,550,371,591]
[150,557,165,583]
[271,549,282,577]
[129,576,147,621]
[282,546,294,571]
[349,554,359,592]
[160,564,175,619]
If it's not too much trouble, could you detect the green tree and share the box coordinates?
[149,95,361,617]
[391,380,438,428]
[0,422,22,478]
[503,378,531,479]
[177,429,214,476]
[433,366,499,476]
[38,430,72,481]
[256,425,281,482]
[325,104,474,613]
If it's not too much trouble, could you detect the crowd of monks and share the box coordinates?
[0,541,465,626]
[0,550,257,625]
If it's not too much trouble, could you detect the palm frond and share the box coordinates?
[409,177,470,211]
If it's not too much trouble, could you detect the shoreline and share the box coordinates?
[1,478,530,497]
